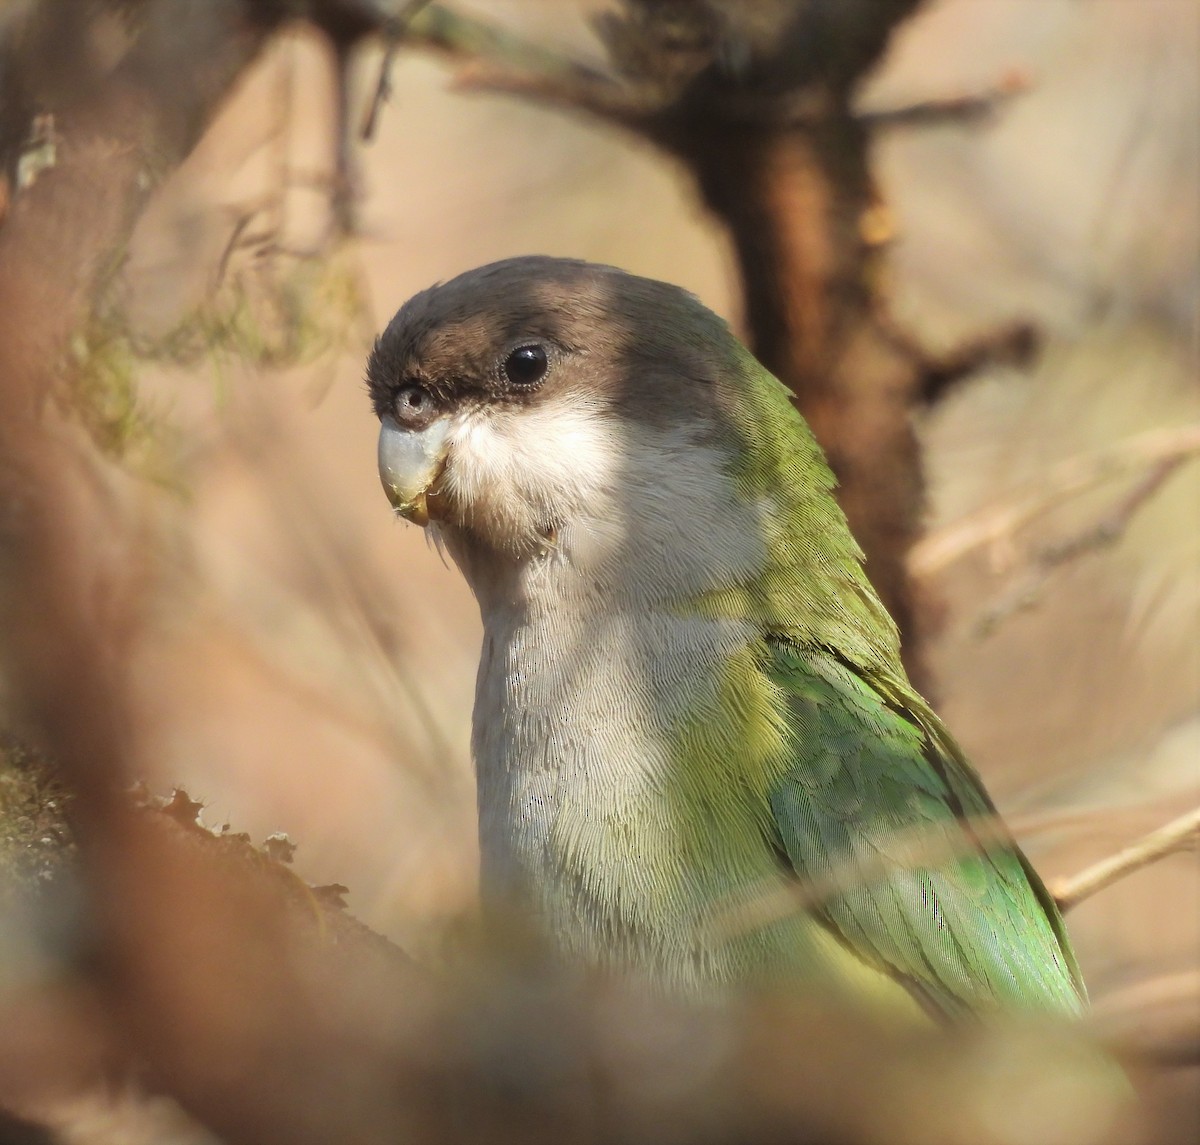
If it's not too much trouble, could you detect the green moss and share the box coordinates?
[0,735,75,903]
[64,247,370,482]
[68,316,171,477]
[131,249,371,373]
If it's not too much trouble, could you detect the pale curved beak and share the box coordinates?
[377,415,451,526]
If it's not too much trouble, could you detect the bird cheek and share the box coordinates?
[377,414,451,526]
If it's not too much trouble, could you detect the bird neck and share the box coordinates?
[463,519,777,969]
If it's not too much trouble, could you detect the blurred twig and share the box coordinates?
[331,35,360,232]
[917,322,1039,406]
[714,800,1200,939]
[1090,969,1200,1067]
[709,811,1021,940]
[877,312,1040,406]
[404,4,641,122]
[1051,807,1200,913]
[362,1,447,139]
[973,453,1191,636]
[862,69,1032,129]
[910,423,1200,577]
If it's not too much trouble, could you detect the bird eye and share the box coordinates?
[502,344,549,389]
[393,383,436,429]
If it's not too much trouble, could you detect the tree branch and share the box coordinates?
[403,4,640,123]
[917,322,1039,405]
[972,453,1190,635]
[360,0,435,140]
[1052,807,1200,913]
[861,70,1031,130]
[877,314,1040,405]
[910,423,1200,577]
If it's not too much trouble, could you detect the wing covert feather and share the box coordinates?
[765,641,1084,1017]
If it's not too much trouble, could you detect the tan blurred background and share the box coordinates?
[108,0,1197,1007]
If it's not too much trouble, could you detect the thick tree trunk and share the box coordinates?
[686,119,928,684]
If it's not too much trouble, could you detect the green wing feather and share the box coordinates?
[764,640,1085,1017]
[688,345,1084,1015]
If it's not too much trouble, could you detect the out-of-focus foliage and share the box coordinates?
[126,248,370,372]
[65,245,370,483]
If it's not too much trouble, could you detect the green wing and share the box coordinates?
[765,639,1085,1018]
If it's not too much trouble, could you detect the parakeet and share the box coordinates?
[367,256,1084,1018]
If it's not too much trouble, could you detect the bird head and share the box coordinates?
[367,258,754,561]
[366,256,890,656]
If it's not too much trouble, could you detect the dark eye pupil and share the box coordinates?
[401,386,424,409]
[504,344,548,387]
